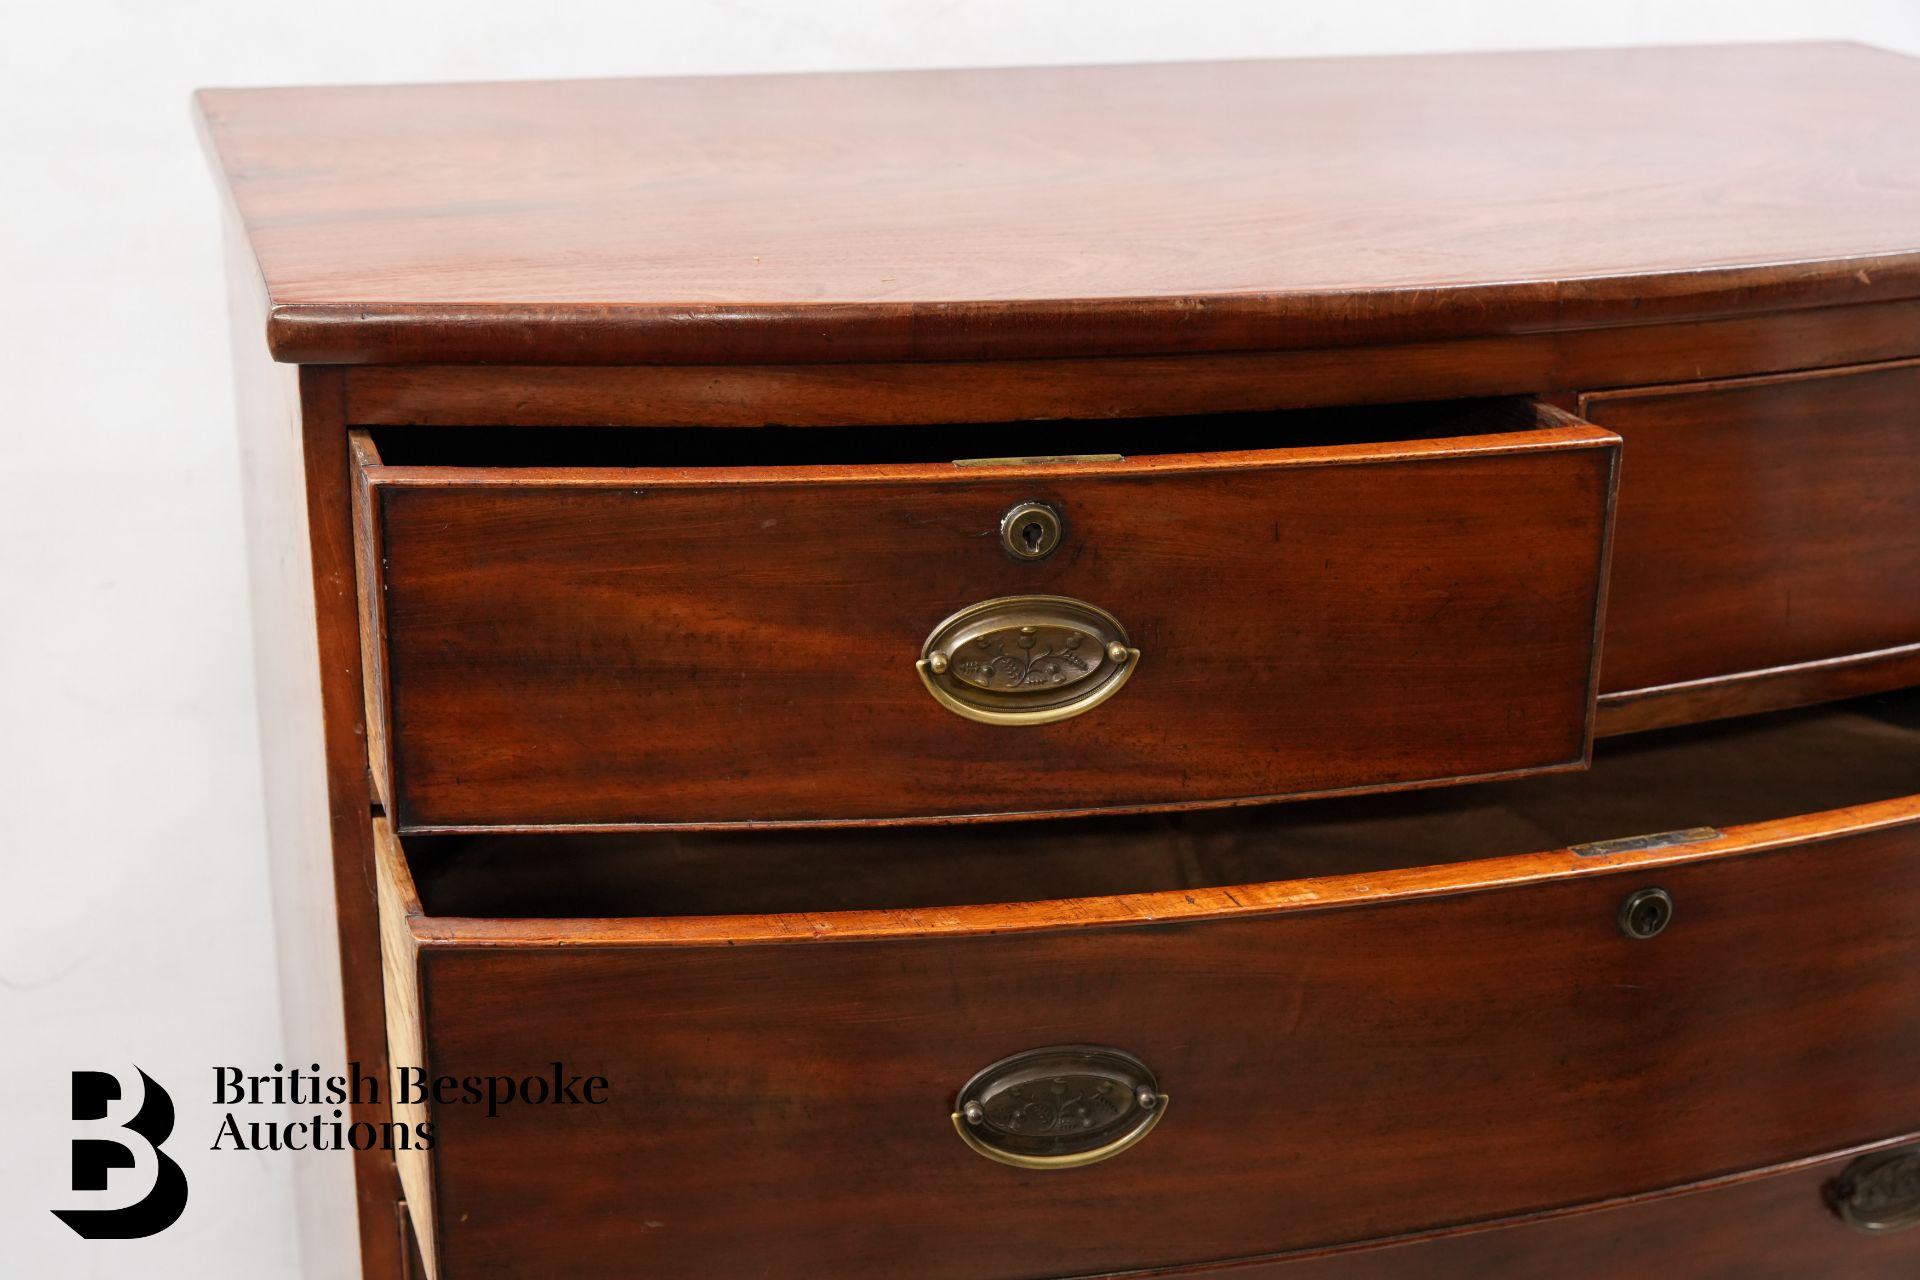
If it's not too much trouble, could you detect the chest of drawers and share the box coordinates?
[201,43,1920,1279]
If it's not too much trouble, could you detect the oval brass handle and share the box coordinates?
[1832,1145,1920,1233]
[916,595,1140,726]
[951,1045,1167,1170]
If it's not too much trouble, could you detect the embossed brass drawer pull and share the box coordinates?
[917,595,1139,726]
[1832,1145,1920,1233]
[952,1046,1167,1170]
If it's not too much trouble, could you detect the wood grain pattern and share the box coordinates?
[338,299,1920,429]
[359,407,1617,829]
[403,690,1920,925]
[378,798,1920,1279]
[399,795,1920,950]
[197,44,1920,365]
[1598,641,1920,736]
[203,43,1920,1280]
[1584,360,1920,704]
[350,431,394,812]
[399,1204,426,1280]
[375,824,434,1277]
[1152,1136,1920,1278]
[222,215,402,1280]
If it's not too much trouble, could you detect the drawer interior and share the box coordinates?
[362,396,1537,468]
[402,688,1920,920]
[380,688,1920,1280]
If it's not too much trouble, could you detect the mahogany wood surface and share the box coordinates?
[222,225,401,1277]
[378,797,1920,1278]
[405,794,1920,950]
[359,407,1616,829]
[405,691,1920,921]
[197,44,1920,366]
[1597,641,1920,736]
[338,299,1920,429]
[350,432,394,811]
[200,43,1920,1280]
[300,371,406,1277]
[1161,1136,1920,1278]
[1583,360,1920,697]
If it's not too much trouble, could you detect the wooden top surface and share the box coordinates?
[199,43,1920,366]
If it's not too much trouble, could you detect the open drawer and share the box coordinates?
[352,399,1618,829]
[378,690,1920,1280]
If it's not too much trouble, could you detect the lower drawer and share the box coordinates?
[377,691,1920,1279]
[1180,1137,1920,1278]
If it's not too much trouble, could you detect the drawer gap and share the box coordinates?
[363,397,1542,470]
[400,688,1920,920]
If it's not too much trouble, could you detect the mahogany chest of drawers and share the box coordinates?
[200,43,1920,1279]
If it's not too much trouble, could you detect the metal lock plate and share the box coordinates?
[999,501,1064,560]
[1617,886,1675,940]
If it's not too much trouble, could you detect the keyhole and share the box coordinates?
[1617,887,1674,940]
[999,501,1062,560]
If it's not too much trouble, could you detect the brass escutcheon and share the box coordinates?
[999,501,1065,560]
[1617,886,1675,940]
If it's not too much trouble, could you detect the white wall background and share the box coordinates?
[6,2,1920,1276]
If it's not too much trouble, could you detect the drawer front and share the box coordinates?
[1584,360,1920,703]
[359,408,1616,829]
[1184,1137,1920,1278]
[379,802,1920,1279]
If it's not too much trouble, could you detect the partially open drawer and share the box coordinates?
[352,399,1618,829]
[378,691,1920,1280]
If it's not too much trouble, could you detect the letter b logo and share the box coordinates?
[52,1068,189,1239]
